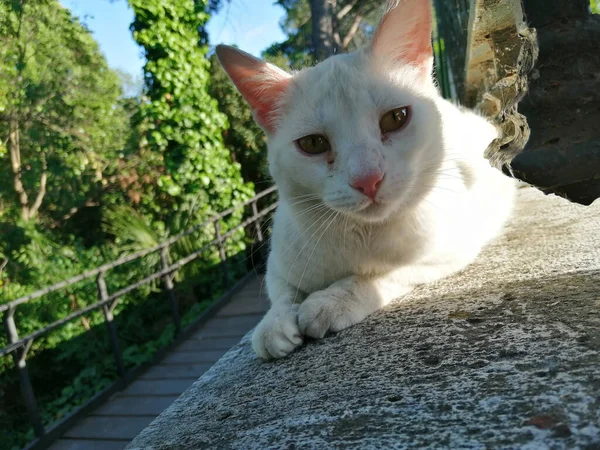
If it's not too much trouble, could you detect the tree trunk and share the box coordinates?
[310,0,335,60]
[7,119,47,221]
[340,12,364,50]
[8,119,31,221]
[28,155,47,220]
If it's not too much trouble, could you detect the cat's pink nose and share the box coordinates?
[350,172,384,200]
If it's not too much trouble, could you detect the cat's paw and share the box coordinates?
[298,287,364,339]
[252,305,303,360]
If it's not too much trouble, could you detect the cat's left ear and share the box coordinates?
[216,45,292,134]
[371,0,433,79]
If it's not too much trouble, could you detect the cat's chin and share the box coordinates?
[336,201,397,224]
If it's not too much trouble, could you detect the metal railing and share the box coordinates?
[1,185,277,447]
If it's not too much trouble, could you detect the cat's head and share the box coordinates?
[217,0,452,223]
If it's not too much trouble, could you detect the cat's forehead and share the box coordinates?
[294,52,375,112]
[291,51,412,120]
[309,52,366,85]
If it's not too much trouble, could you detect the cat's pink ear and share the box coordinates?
[216,45,292,134]
[371,0,433,77]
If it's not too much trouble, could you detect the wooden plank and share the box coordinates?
[189,330,246,340]
[161,349,225,365]
[176,336,241,351]
[238,275,264,292]
[48,439,128,450]
[139,363,212,380]
[63,416,153,440]
[217,293,270,316]
[122,379,193,396]
[193,314,263,338]
[46,276,267,448]
[93,395,178,416]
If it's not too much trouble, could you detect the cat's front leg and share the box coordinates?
[252,275,305,359]
[252,303,303,359]
[298,275,412,339]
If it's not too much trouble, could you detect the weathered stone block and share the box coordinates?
[128,188,600,450]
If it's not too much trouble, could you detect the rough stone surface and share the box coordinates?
[128,188,600,450]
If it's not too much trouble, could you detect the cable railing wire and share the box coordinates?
[0,185,277,314]
[0,187,278,448]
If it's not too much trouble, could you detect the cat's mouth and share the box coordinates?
[358,200,387,216]
[323,195,396,222]
[335,199,392,223]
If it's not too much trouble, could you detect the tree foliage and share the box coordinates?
[0,2,257,449]
[208,53,270,187]
[0,0,129,224]
[129,0,254,224]
[264,0,382,67]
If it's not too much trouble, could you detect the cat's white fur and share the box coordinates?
[217,0,515,359]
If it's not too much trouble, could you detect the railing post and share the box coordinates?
[97,272,125,377]
[213,220,231,289]
[160,245,181,335]
[3,308,44,438]
[251,200,263,243]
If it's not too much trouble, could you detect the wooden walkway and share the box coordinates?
[48,276,269,450]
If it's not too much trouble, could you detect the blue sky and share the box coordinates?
[59,0,286,80]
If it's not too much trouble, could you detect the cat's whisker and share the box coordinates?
[420,197,448,213]
[246,214,277,269]
[244,200,280,266]
[250,237,272,276]
[292,210,340,304]
[289,194,321,201]
[248,231,273,266]
[343,214,350,255]
[430,176,464,183]
[295,202,329,225]
[422,185,463,195]
[293,203,328,223]
[417,160,464,172]
[280,206,331,257]
[283,208,333,287]
[431,174,466,182]
[288,197,323,209]
[286,208,337,297]
[287,193,322,201]
[289,192,319,198]
[415,168,464,179]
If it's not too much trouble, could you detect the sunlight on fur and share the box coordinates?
[217,0,515,360]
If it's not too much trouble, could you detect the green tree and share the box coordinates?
[0,0,129,223]
[208,53,270,187]
[128,0,254,233]
[265,0,382,67]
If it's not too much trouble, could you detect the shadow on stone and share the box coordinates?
[127,189,600,450]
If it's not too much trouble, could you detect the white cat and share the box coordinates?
[217,0,515,359]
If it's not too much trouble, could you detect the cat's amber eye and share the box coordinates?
[296,134,331,155]
[380,106,410,134]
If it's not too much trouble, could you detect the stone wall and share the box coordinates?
[127,188,600,450]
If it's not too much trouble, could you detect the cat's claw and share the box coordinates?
[252,305,303,359]
[298,287,362,339]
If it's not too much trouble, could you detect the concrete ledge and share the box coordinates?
[128,188,600,450]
